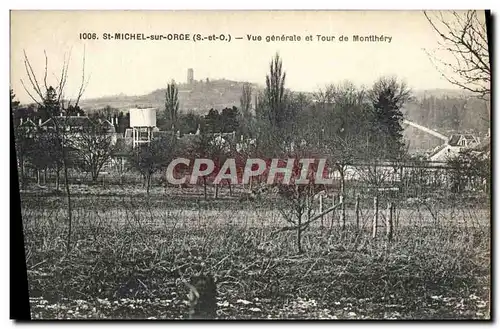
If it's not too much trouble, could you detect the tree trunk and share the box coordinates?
[387,202,393,242]
[355,194,360,230]
[228,180,232,197]
[119,158,124,185]
[19,157,25,189]
[319,195,324,228]
[61,148,73,253]
[214,184,219,199]
[55,167,60,190]
[37,169,40,185]
[146,174,151,195]
[44,168,47,185]
[92,169,98,182]
[340,194,346,230]
[203,177,207,201]
[339,167,346,230]
[372,195,378,238]
[297,212,303,254]
[340,168,345,196]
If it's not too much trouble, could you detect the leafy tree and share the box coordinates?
[115,111,130,134]
[30,130,64,188]
[239,83,253,137]
[240,83,252,118]
[179,112,203,135]
[448,149,490,193]
[368,76,411,161]
[220,106,239,133]
[205,109,220,133]
[38,86,61,121]
[66,104,85,116]
[265,53,287,130]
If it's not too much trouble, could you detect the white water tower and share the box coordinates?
[129,108,157,148]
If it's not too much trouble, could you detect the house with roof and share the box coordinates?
[39,114,118,146]
[471,135,491,159]
[429,133,481,162]
[16,118,39,138]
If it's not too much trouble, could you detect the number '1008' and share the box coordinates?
[80,33,97,40]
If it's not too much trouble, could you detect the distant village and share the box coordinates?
[13,67,491,192]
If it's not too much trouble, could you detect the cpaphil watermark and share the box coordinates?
[165,157,334,185]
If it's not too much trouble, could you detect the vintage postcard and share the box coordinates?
[10,10,491,320]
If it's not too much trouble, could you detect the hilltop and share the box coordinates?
[79,79,262,115]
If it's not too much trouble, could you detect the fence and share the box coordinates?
[313,190,489,243]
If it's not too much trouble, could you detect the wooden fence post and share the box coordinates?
[387,202,393,242]
[395,203,399,230]
[340,195,345,230]
[355,194,360,230]
[319,194,324,228]
[372,195,378,238]
[331,195,336,229]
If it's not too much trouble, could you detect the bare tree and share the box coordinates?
[313,84,336,106]
[424,10,490,98]
[128,135,178,195]
[74,118,116,183]
[20,48,89,251]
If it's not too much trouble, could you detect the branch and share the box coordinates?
[22,50,44,101]
[272,201,342,236]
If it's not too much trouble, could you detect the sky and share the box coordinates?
[10,10,487,104]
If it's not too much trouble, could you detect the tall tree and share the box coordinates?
[265,53,287,130]
[239,83,253,138]
[320,81,372,195]
[240,83,252,118]
[20,48,89,252]
[165,82,179,131]
[369,76,411,160]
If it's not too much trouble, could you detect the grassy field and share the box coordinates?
[21,184,491,320]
